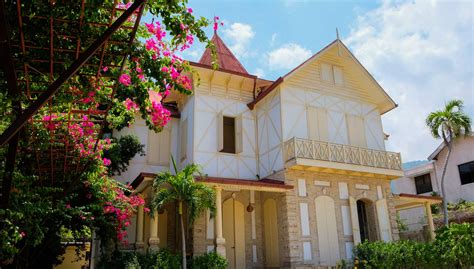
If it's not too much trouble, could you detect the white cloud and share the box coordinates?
[254,68,265,78]
[267,43,312,70]
[222,22,255,58]
[346,0,473,162]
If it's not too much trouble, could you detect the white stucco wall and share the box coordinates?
[114,117,179,184]
[280,85,385,150]
[255,88,283,178]
[432,136,474,202]
[193,93,258,179]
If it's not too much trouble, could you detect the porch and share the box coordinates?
[393,193,443,240]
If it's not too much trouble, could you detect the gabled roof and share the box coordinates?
[428,132,474,160]
[198,32,248,74]
[247,39,398,113]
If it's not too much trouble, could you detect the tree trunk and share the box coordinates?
[179,202,187,269]
[440,143,452,226]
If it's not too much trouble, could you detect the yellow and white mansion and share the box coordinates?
[109,33,440,268]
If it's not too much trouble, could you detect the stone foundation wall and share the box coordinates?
[191,169,400,268]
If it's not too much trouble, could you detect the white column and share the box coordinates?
[215,186,226,257]
[135,205,144,251]
[425,202,435,241]
[148,213,160,251]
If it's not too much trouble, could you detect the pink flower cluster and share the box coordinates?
[119,73,131,86]
[43,115,58,131]
[124,98,139,112]
[103,188,145,241]
[213,16,224,31]
[150,101,171,127]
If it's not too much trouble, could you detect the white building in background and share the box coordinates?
[393,134,474,233]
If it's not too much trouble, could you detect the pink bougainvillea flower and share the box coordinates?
[102,66,108,72]
[20,232,26,238]
[103,158,111,166]
[213,16,220,31]
[144,207,150,213]
[119,73,131,86]
[66,204,71,209]
[145,22,156,34]
[43,115,58,131]
[161,66,169,73]
[145,38,158,52]
[124,98,139,112]
[187,7,193,13]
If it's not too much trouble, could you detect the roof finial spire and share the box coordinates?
[336,27,340,40]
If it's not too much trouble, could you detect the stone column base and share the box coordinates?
[148,237,160,253]
[215,237,226,257]
[135,241,145,253]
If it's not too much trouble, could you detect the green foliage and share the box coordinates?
[151,158,216,224]
[396,214,408,232]
[104,135,145,176]
[190,251,227,269]
[425,99,472,141]
[353,223,474,269]
[98,249,227,269]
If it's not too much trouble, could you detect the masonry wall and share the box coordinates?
[279,170,399,268]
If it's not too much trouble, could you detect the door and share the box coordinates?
[264,199,279,267]
[223,198,246,269]
[315,196,340,266]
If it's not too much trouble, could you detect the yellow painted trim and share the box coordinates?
[287,158,404,179]
[202,182,290,193]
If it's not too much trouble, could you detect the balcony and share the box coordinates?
[283,137,403,178]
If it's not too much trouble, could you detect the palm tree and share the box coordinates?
[151,156,216,269]
[426,99,471,226]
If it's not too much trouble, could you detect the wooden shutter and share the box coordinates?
[235,114,243,153]
[147,128,171,165]
[315,196,340,266]
[217,112,224,152]
[307,107,328,141]
[347,114,367,148]
[333,66,344,85]
[349,197,361,245]
[376,199,392,242]
[180,119,188,161]
[321,63,333,82]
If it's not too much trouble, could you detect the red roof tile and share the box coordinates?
[199,32,248,74]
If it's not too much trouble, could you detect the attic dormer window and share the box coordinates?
[321,63,344,86]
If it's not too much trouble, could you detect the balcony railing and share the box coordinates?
[283,137,402,171]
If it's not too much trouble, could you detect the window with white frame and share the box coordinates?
[217,112,243,154]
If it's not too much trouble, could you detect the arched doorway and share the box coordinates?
[356,199,377,242]
[263,199,279,267]
[223,198,246,269]
[315,196,340,266]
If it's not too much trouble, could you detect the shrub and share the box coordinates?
[191,251,227,269]
[98,249,181,269]
[353,223,474,269]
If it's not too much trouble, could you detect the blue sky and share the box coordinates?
[185,0,380,80]
[162,0,474,162]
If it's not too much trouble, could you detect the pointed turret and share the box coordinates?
[198,32,248,74]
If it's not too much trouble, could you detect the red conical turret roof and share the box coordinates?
[198,32,248,74]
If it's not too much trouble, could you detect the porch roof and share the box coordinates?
[197,176,294,192]
[130,173,294,193]
[393,193,442,210]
